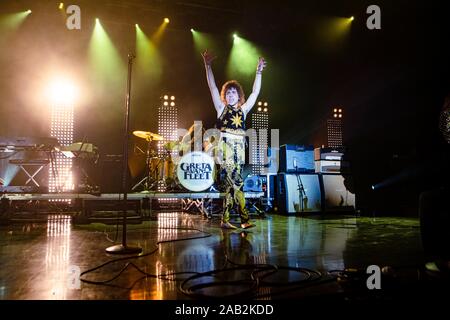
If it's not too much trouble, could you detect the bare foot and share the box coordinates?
[221,222,238,229]
[241,222,255,229]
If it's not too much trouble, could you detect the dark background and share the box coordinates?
[1,0,449,214]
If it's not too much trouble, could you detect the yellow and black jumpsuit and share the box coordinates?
[216,105,250,224]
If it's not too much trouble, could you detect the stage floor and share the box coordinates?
[1,210,447,303]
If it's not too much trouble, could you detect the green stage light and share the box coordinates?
[135,24,162,81]
[227,35,262,79]
[89,19,125,91]
[191,30,219,59]
[0,10,31,30]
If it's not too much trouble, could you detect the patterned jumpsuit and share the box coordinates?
[215,105,250,224]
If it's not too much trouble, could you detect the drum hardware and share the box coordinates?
[132,130,179,191]
[132,131,162,191]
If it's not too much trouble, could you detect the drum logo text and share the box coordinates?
[180,163,213,180]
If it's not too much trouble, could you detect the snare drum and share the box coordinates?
[176,151,215,192]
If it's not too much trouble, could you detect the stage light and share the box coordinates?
[338,114,342,118]
[350,16,354,21]
[135,23,139,28]
[263,102,268,107]
[59,3,64,10]
[0,11,33,35]
[48,79,76,105]
[47,78,76,193]
[190,28,194,32]
[164,18,170,23]
[250,100,270,175]
[158,95,178,191]
[338,108,342,113]
[135,25,163,81]
[170,95,175,100]
[89,21,125,94]
[227,34,261,78]
[372,185,375,190]
[334,108,337,112]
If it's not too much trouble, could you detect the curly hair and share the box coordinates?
[220,80,245,107]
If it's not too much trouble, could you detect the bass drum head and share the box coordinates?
[176,151,215,192]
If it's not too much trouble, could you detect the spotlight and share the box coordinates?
[338,114,342,118]
[170,102,175,107]
[263,107,268,112]
[164,101,168,106]
[333,114,338,118]
[263,102,268,107]
[59,3,64,10]
[350,16,354,21]
[26,10,32,13]
[135,23,139,28]
[371,185,375,190]
[190,28,194,32]
[258,107,262,112]
[333,108,337,112]
[163,95,168,100]
[338,108,342,113]
[258,101,262,106]
[95,18,99,23]
[233,33,238,39]
[170,95,175,101]
[164,18,170,23]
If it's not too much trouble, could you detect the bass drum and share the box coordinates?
[176,151,215,192]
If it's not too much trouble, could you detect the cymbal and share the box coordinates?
[133,130,163,141]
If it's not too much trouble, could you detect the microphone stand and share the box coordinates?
[106,53,142,254]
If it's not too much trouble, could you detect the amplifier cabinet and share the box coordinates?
[277,173,322,214]
[279,145,314,173]
[315,160,350,173]
[320,174,355,212]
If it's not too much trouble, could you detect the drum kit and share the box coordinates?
[131,130,215,192]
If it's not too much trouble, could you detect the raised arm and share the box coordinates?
[202,50,224,116]
[242,57,267,116]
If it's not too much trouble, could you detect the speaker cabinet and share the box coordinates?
[321,174,355,211]
[277,173,322,214]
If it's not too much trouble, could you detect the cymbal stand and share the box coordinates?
[132,137,156,191]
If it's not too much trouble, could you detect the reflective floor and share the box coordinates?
[0,211,446,301]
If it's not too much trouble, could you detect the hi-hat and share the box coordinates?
[133,130,163,141]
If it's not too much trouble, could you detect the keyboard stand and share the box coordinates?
[9,159,50,187]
